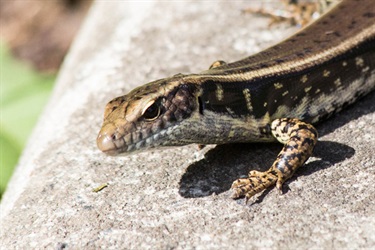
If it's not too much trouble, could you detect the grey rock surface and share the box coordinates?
[1,1,374,249]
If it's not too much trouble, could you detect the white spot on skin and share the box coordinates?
[272,105,291,120]
[216,84,224,101]
[282,91,289,96]
[342,61,348,67]
[315,89,321,94]
[135,141,143,149]
[274,82,283,89]
[334,78,341,87]
[166,129,173,135]
[260,112,271,125]
[127,145,135,152]
[355,57,364,67]
[225,107,235,116]
[210,60,226,69]
[323,70,330,77]
[307,69,375,123]
[311,116,320,124]
[300,75,308,83]
[161,68,375,146]
[287,96,309,119]
[153,133,160,141]
[264,102,267,107]
[305,86,312,93]
[228,130,235,138]
[243,88,253,112]
[362,66,370,72]
[146,137,153,145]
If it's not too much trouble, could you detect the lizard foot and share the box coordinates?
[231,118,317,203]
[231,170,278,202]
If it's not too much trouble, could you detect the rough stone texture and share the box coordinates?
[1,1,374,249]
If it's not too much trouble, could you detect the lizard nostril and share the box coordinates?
[97,133,118,155]
[111,134,116,140]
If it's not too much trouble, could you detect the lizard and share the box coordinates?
[97,0,375,202]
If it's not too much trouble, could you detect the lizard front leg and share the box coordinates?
[231,118,318,202]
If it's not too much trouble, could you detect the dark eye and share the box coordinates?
[143,102,161,121]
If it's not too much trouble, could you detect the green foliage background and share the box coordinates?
[0,43,55,198]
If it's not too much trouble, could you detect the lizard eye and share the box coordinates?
[142,102,161,121]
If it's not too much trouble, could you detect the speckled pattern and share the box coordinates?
[232,118,317,201]
[97,0,374,202]
[1,1,374,249]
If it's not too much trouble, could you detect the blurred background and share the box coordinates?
[0,0,92,198]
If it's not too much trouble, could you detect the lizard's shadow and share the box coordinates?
[178,91,375,198]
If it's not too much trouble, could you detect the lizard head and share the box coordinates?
[97,74,199,155]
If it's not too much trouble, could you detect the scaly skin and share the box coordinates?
[231,118,318,202]
[97,0,375,202]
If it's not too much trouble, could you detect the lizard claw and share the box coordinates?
[230,178,253,199]
[231,170,278,201]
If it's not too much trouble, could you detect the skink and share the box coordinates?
[97,0,375,202]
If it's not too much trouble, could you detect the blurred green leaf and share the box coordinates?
[0,43,55,197]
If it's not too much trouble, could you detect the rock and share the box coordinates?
[1,1,374,249]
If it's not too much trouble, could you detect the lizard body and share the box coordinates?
[97,0,375,201]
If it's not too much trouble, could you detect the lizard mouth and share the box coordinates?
[96,123,179,156]
[96,121,131,155]
[96,133,123,156]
